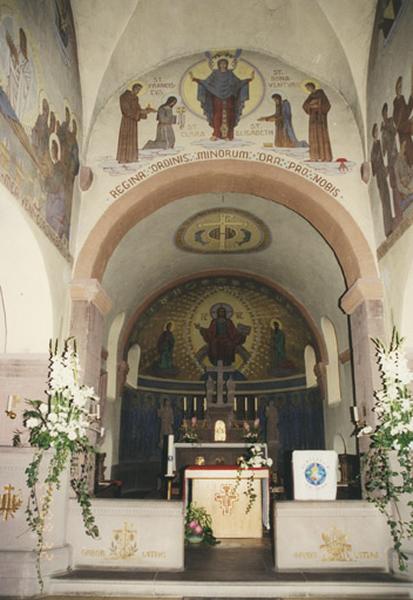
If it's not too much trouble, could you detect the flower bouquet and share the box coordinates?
[13,338,100,589]
[180,416,199,443]
[185,503,219,545]
[358,329,413,571]
[236,444,273,513]
[242,418,260,442]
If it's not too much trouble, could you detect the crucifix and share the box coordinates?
[205,360,235,406]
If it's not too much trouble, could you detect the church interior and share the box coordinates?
[1,0,413,598]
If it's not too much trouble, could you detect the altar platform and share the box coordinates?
[48,537,413,599]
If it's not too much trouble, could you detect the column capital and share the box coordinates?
[70,279,112,316]
[340,278,384,315]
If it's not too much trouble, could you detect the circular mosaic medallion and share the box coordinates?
[304,462,327,486]
[176,208,270,254]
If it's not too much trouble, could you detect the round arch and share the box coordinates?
[73,160,379,288]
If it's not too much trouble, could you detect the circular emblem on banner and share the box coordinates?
[304,462,327,486]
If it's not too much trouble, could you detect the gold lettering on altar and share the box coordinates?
[214,483,239,515]
[0,484,22,521]
[320,527,352,562]
[109,522,138,560]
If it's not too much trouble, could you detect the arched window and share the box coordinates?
[321,317,341,405]
[127,343,141,388]
[304,344,317,388]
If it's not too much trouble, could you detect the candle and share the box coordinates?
[244,397,248,412]
[203,397,207,411]
[96,403,100,420]
[254,397,258,412]
[100,427,105,437]
[350,406,359,422]
[234,397,237,411]
[194,397,197,411]
[183,396,187,411]
[7,395,13,412]
[166,434,174,476]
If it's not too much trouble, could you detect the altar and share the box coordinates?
[184,466,270,538]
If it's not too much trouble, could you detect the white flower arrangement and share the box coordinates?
[14,338,100,590]
[359,329,413,572]
[236,444,273,513]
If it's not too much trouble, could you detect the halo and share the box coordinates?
[49,132,61,163]
[272,319,282,329]
[164,320,175,331]
[124,79,149,96]
[37,90,49,114]
[301,79,319,93]
[210,302,233,319]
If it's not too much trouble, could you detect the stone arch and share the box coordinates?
[72,160,384,444]
[73,160,379,287]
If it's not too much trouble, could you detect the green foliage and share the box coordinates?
[185,503,219,545]
[22,338,100,591]
[361,328,413,572]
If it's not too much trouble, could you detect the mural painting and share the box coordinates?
[176,208,270,254]
[93,49,357,190]
[127,276,315,382]
[370,68,413,237]
[0,1,80,259]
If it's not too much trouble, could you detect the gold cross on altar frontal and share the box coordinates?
[214,483,239,516]
[0,484,23,521]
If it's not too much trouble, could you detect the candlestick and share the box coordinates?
[166,434,174,476]
[350,406,359,423]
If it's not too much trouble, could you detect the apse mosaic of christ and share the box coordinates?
[128,276,314,381]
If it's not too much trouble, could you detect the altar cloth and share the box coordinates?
[184,466,270,538]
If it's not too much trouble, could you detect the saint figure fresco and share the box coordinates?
[116,83,155,163]
[5,27,33,121]
[258,93,305,148]
[190,58,254,141]
[393,75,413,167]
[143,96,178,150]
[302,82,333,162]
[151,322,178,378]
[371,122,393,237]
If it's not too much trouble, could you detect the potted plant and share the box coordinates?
[358,329,413,572]
[185,503,219,545]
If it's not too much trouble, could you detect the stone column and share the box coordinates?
[70,279,112,494]
[70,279,112,390]
[340,278,385,453]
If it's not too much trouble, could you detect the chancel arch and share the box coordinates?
[72,161,384,432]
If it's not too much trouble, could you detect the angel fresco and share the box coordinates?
[190,51,254,141]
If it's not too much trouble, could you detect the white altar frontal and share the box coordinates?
[184,466,270,538]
